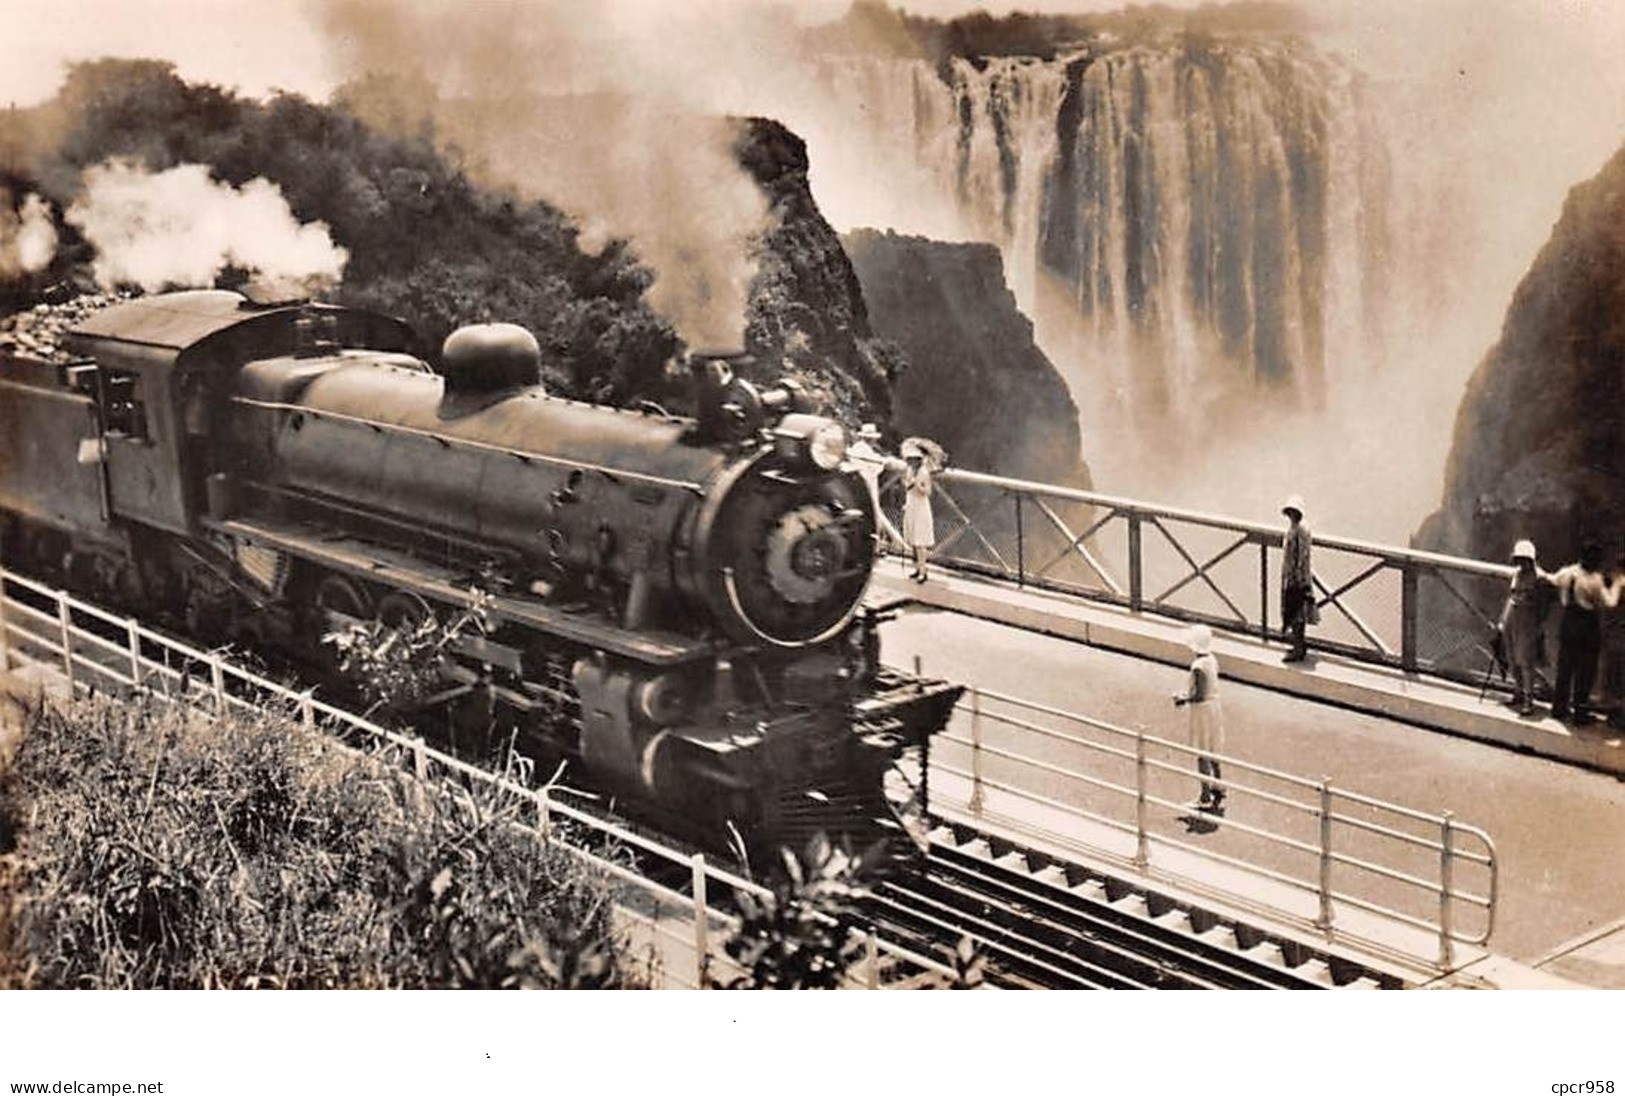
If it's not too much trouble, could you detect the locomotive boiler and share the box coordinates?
[0,288,960,863]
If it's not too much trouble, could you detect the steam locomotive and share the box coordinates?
[0,287,961,863]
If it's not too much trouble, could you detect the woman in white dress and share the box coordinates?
[1172,624,1226,814]
[901,452,936,583]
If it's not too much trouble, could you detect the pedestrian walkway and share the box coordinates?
[927,768,1580,989]
[871,593,1625,967]
[1534,916,1625,989]
[870,566,1625,776]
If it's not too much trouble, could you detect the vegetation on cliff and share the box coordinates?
[737,118,903,429]
[807,1,1315,66]
[1,60,678,403]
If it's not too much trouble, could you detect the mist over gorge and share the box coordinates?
[810,41,1391,500]
[740,2,1625,544]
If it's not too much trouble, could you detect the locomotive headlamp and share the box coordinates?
[771,414,848,471]
[807,421,847,470]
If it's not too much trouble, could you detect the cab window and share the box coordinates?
[103,371,149,440]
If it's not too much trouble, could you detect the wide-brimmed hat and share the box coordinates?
[1185,624,1213,654]
[1511,539,1536,562]
[1281,494,1305,518]
[855,422,883,443]
[900,436,948,469]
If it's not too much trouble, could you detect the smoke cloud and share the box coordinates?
[315,0,770,349]
[65,161,348,293]
[0,190,58,279]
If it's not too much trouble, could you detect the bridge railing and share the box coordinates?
[0,565,955,990]
[926,679,1497,970]
[884,467,1514,688]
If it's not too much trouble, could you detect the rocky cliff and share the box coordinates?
[843,228,1091,489]
[734,118,902,429]
[1415,143,1625,565]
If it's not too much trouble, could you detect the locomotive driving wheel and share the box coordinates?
[313,574,373,626]
[376,590,433,631]
[309,574,374,672]
[182,566,236,647]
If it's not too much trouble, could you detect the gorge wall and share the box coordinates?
[843,228,1089,490]
[1416,143,1625,568]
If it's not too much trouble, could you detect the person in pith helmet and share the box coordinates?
[1496,539,1548,717]
[1172,624,1226,815]
[845,423,904,552]
[1279,495,1315,663]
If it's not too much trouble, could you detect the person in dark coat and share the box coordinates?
[1546,540,1623,724]
[1279,495,1314,663]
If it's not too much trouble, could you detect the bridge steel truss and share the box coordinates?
[899,468,1519,689]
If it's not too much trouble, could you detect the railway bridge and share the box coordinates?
[3,467,1622,988]
[862,467,1625,987]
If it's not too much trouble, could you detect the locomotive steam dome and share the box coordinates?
[441,323,542,392]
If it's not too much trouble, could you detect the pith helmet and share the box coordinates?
[1186,624,1213,654]
[1281,494,1305,519]
[1511,539,1537,562]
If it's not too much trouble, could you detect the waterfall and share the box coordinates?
[812,44,1397,507]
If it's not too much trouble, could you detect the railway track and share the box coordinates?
[864,822,1401,989]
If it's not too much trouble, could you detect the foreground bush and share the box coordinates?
[0,695,636,989]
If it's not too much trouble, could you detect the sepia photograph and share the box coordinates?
[1,0,1622,1088]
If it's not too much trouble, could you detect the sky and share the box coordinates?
[0,0,1245,107]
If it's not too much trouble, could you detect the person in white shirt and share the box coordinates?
[1172,624,1226,815]
[1546,541,1624,724]
[846,424,904,552]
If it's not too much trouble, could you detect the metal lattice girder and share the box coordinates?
[1312,560,1394,657]
[1030,497,1124,595]
[930,484,1014,573]
[1422,632,1496,672]
[1147,516,1249,624]
[1430,567,1501,633]
[1149,529,1252,612]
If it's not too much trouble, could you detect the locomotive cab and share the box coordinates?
[63,290,417,537]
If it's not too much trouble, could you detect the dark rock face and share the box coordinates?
[1416,143,1625,566]
[842,228,1091,489]
[734,117,902,429]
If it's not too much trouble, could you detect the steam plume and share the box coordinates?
[65,161,348,292]
[0,191,58,279]
[315,0,769,349]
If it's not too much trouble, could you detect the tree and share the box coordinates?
[717,834,880,990]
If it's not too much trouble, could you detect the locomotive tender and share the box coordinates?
[0,288,960,861]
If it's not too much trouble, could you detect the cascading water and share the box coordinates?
[811,43,1402,523]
